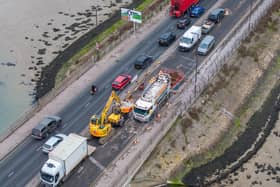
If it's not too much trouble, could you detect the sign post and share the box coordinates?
[121,8,142,36]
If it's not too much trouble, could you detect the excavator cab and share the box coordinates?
[89,115,111,138]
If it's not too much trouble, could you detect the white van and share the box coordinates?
[179,26,202,51]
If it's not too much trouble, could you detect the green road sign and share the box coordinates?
[121,8,142,24]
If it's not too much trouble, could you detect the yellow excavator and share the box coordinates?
[89,91,133,144]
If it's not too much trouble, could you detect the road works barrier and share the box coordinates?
[92,0,278,186]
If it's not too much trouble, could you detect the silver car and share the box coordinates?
[197,35,216,55]
[42,134,67,153]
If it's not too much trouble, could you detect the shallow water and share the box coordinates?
[0,0,131,133]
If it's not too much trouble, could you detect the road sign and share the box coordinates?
[121,8,142,24]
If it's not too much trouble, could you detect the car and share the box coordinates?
[190,5,205,17]
[112,74,132,90]
[42,134,67,153]
[201,19,215,34]
[208,8,225,23]
[134,55,153,69]
[176,16,191,29]
[197,35,216,55]
[158,32,176,46]
[32,116,62,140]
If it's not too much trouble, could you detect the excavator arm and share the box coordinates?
[100,91,121,125]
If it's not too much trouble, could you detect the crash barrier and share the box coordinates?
[0,0,169,143]
[92,0,278,186]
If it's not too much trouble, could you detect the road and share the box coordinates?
[0,0,255,186]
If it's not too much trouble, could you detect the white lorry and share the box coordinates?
[40,133,88,186]
[133,72,171,122]
[179,25,202,51]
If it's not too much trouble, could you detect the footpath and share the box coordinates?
[0,6,171,161]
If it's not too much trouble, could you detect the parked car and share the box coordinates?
[201,19,215,34]
[134,55,153,69]
[32,116,62,140]
[42,134,67,153]
[197,35,216,55]
[176,16,191,29]
[112,74,132,90]
[208,8,225,23]
[158,32,176,46]
[190,5,205,17]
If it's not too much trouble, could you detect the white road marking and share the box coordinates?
[84,102,90,108]
[89,156,105,171]
[36,146,42,152]
[77,166,84,174]
[62,122,68,129]
[8,171,14,178]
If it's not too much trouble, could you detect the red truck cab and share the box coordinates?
[170,0,199,18]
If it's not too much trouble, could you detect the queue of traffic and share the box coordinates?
[29,2,227,186]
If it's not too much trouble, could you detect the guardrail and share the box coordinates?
[91,0,278,186]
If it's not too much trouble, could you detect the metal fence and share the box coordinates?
[92,0,278,186]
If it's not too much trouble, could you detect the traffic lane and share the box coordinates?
[64,123,138,187]
[0,0,225,186]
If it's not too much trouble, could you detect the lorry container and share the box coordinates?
[179,25,202,51]
[170,0,199,18]
[40,133,88,186]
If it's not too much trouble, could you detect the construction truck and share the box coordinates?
[170,0,199,18]
[133,72,171,122]
[89,91,133,144]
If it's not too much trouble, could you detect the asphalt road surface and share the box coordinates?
[0,0,256,186]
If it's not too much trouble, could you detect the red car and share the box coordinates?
[112,74,132,90]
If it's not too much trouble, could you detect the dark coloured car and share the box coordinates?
[112,74,132,90]
[134,55,153,69]
[32,116,62,140]
[176,17,191,29]
[158,32,176,46]
[208,8,225,23]
[190,5,205,17]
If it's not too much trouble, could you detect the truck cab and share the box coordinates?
[40,159,64,186]
[179,25,202,51]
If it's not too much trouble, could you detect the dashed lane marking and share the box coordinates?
[89,156,105,171]
[36,146,41,152]
[8,171,14,178]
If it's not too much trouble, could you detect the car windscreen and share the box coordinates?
[112,81,119,85]
[43,144,52,149]
[32,128,41,136]
[199,43,209,49]
[181,37,192,44]
[134,108,149,116]
[40,170,54,183]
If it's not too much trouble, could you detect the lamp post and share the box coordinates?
[92,6,98,25]
[194,53,198,97]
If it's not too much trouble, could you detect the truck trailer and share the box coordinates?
[170,0,199,18]
[40,133,88,186]
[133,72,171,122]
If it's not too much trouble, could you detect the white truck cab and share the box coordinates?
[179,26,202,51]
[40,133,88,187]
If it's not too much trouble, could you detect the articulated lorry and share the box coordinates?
[170,0,199,18]
[40,133,90,186]
[133,72,171,122]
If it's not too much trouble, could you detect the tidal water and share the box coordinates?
[0,0,131,134]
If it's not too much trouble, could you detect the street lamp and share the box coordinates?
[194,53,198,97]
[92,6,98,25]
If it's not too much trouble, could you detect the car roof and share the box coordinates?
[201,35,215,44]
[160,32,172,39]
[211,8,224,15]
[44,136,61,146]
[136,55,148,62]
[115,74,128,82]
[35,117,54,130]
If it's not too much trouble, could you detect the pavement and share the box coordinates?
[0,4,171,161]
